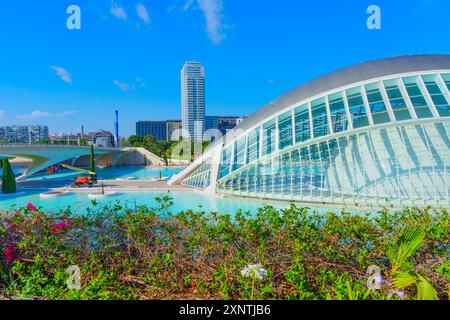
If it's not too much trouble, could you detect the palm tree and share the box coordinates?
[387,225,438,300]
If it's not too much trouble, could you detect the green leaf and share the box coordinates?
[392,271,417,289]
[416,276,438,300]
[387,225,426,268]
[346,281,354,300]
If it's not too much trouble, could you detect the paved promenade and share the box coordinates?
[17,179,190,192]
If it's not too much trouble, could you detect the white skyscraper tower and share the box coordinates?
[181,61,205,141]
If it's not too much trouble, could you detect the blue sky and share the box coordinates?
[0,0,448,137]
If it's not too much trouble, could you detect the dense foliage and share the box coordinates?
[1,159,17,194]
[0,198,448,300]
[127,135,212,162]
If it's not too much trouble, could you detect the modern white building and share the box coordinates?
[170,55,450,208]
[181,61,205,141]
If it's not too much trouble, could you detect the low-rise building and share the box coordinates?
[166,120,182,141]
[136,121,167,141]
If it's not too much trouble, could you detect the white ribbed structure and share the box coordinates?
[170,55,450,208]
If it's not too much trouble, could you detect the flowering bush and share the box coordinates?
[3,243,16,264]
[26,203,36,212]
[0,199,448,300]
[51,222,70,234]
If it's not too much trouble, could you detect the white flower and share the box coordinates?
[388,289,405,299]
[240,263,267,280]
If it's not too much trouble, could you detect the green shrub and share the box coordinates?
[0,198,448,300]
[1,159,17,194]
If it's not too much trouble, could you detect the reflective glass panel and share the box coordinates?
[232,136,246,172]
[311,98,329,138]
[403,76,434,118]
[346,86,370,128]
[278,111,293,150]
[442,74,450,91]
[246,127,260,164]
[383,79,411,121]
[219,146,232,179]
[262,119,276,156]
[328,92,349,133]
[422,74,450,117]
[365,82,391,124]
[294,104,311,143]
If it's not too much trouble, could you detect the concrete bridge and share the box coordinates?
[0,144,164,180]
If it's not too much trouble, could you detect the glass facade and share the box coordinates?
[180,72,450,207]
[262,119,276,156]
[246,127,260,164]
[365,82,391,125]
[294,104,311,142]
[218,146,232,179]
[422,74,450,117]
[311,98,329,138]
[403,76,434,118]
[328,92,349,133]
[443,74,450,91]
[346,87,370,128]
[217,122,449,206]
[383,79,411,121]
[278,111,293,149]
[181,159,212,190]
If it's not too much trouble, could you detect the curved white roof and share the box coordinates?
[230,54,450,135]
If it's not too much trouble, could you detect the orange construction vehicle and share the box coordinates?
[74,176,95,187]
[61,164,97,188]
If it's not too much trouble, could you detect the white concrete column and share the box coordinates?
[379,81,397,123]
[342,90,354,131]
[398,78,418,119]
[361,85,375,127]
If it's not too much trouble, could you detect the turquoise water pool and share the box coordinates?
[0,190,290,215]
[24,166,185,182]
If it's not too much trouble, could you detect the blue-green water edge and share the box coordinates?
[1,166,335,215]
[0,190,290,215]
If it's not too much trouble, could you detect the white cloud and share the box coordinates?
[183,0,227,44]
[135,76,147,87]
[197,0,227,44]
[17,110,77,121]
[113,80,130,92]
[183,0,194,12]
[58,111,77,117]
[267,79,277,85]
[166,5,177,14]
[50,66,72,83]
[110,0,127,20]
[0,110,5,120]
[17,110,51,120]
[136,3,151,25]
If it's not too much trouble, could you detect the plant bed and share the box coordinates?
[0,197,448,300]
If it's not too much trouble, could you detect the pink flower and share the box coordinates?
[3,243,17,264]
[51,222,69,234]
[26,203,37,211]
